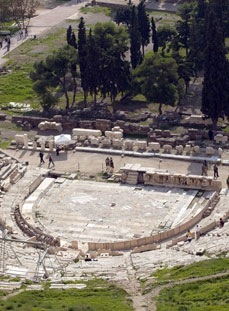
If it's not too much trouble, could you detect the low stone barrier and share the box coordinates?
[14,205,60,247]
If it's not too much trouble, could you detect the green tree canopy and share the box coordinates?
[157,25,176,56]
[133,52,181,115]
[201,3,229,129]
[31,46,78,111]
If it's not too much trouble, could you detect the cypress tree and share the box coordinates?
[78,17,87,104]
[85,29,100,104]
[137,0,150,56]
[201,7,228,130]
[151,16,158,53]
[130,6,142,69]
[66,25,72,45]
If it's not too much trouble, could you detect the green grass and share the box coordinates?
[0,65,35,105]
[143,258,229,293]
[80,6,112,17]
[156,275,229,311]
[0,280,133,311]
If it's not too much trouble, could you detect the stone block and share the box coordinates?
[101,138,111,148]
[135,140,147,151]
[148,142,160,151]
[15,134,24,144]
[193,146,200,153]
[175,145,183,154]
[124,140,134,150]
[91,138,99,147]
[163,144,172,153]
[72,128,102,138]
[206,147,215,155]
[218,147,223,157]
[185,145,192,152]
[112,139,123,149]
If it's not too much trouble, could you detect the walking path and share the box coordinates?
[0,0,180,67]
[0,0,88,67]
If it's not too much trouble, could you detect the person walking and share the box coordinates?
[48,154,55,168]
[227,175,229,189]
[213,163,219,179]
[39,151,45,165]
[0,38,2,49]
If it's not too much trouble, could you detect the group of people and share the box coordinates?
[0,36,11,52]
[186,217,225,242]
[201,160,219,179]
[19,27,28,40]
[39,152,55,168]
[105,157,114,172]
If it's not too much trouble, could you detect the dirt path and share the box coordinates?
[144,271,229,311]
[1,289,24,301]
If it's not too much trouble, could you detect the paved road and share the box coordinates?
[0,0,87,67]
[5,148,228,187]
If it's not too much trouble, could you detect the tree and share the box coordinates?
[92,22,130,106]
[133,52,181,115]
[0,0,10,25]
[130,6,142,68]
[66,25,77,49]
[175,1,194,56]
[31,46,78,111]
[137,0,150,56]
[85,29,100,104]
[78,17,87,104]
[157,25,176,56]
[8,0,39,29]
[151,16,158,53]
[201,8,228,130]
[114,6,132,28]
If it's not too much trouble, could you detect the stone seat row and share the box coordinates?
[14,205,60,247]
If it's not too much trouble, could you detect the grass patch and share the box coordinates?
[80,6,112,17]
[0,65,35,105]
[0,279,133,311]
[156,275,229,311]
[143,258,229,294]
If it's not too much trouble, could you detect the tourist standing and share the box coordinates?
[109,157,114,172]
[105,157,109,169]
[25,27,28,38]
[195,225,200,240]
[39,151,45,165]
[213,164,219,179]
[56,145,60,156]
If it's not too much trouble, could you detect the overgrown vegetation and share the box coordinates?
[156,275,229,311]
[0,279,133,311]
[143,258,229,293]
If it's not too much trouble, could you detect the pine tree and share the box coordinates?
[201,7,228,130]
[137,0,150,56]
[78,17,87,104]
[130,6,142,69]
[151,16,158,53]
